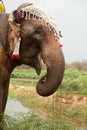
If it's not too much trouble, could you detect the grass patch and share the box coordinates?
[9,88,17,97]
[11,68,46,79]
[59,68,87,95]
[70,105,87,124]
[1,112,75,130]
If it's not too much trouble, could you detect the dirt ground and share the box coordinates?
[10,85,87,109]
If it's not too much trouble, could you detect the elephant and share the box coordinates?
[0,2,65,127]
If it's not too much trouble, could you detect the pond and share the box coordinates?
[5,97,30,116]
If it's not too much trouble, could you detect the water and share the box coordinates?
[5,97,30,116]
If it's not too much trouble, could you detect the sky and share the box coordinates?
[3,0,87,63]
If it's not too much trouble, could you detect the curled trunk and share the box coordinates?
[36,39,65,96]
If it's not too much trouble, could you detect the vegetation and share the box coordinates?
[60,68,87,95]
[8,86,87,128]
[11,67,87,95]
[4,66,87,129]
[11,68,46,79]
[1,113,75,130]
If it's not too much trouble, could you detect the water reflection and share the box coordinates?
[5,97,29,116]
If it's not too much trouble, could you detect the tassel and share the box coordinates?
[58,42,63,47]
[11,37,21,59]
[59,43,63,47]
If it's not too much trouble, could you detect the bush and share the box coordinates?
[59,68,87,94]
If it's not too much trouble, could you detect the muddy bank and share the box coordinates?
[9,85,87,109]
[54,94,87,108]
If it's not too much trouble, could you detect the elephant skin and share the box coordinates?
[0,3,65,126]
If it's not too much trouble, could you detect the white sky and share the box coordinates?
[3,0,87,63]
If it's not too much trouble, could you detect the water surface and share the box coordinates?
[5,97,29,116]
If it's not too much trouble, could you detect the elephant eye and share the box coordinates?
[32,26,45,41]
[34,28,42,35]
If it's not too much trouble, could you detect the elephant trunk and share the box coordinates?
[36,37,65,96]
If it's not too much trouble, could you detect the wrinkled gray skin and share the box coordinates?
[0,4,65,128]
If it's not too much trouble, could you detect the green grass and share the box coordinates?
[9,88,17,97]
[11,68,46,79]
[59,68,87,95]
[70,105,87,124]
[1,112,75,130]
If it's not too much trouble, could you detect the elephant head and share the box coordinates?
[8,3,65,97]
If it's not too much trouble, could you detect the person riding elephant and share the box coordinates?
[0,0,5,12]
[0,3,65,128]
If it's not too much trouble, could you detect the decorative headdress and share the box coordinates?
[9,3,62,59]
[17,4,62,41]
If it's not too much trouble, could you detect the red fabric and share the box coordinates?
[59,43,63,47]
[11,54,20,59]
[58,41,63,47]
